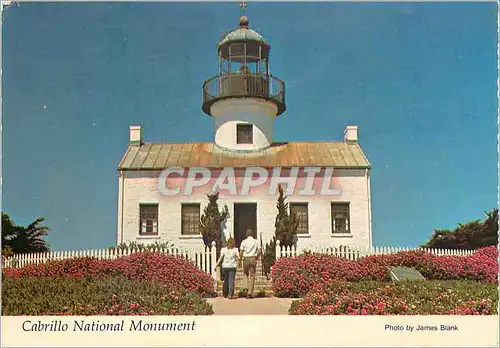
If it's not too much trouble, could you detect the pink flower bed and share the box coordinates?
[3,252,215,296]
[447,298,495,315]
[359,246,498,283]
[290,288,409,315]
[271,254,390,297]
[272,246,498,297]
[289,281,497,315]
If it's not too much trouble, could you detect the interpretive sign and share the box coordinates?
[389,266,425,281]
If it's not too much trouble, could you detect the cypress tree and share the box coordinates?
[262,185,299,277]
[199,192,229,257]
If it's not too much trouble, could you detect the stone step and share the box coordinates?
[235,269,265,273]
[217,277,270,283]
[236,268,265,273]
[220,276,269,281]
[217,286,272,293]
[236,271,267,276]
[220,286,272,291]
[217,270,269,279]
[217,280,271,286]
[234,273,268,278]
[215,289,273,298]
[217,273,269,279]
[216,279,272,287]
[217,265,265,272]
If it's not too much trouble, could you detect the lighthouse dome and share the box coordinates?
[218,16,268,47]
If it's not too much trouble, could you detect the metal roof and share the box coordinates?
[218,28,268,47]
[118,142,371,170]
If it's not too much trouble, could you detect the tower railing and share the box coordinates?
[202,73,286,115]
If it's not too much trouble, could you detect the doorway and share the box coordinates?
[233,203,257,247]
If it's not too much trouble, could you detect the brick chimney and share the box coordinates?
[129,125,143,145]
[344,125,358,144]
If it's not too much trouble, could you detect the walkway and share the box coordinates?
[207,297,295,315]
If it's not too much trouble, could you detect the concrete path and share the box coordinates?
[207,297,295,315]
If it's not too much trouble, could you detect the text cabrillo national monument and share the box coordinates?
[116,7,373,249]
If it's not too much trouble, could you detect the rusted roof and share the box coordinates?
[118,142,371,170]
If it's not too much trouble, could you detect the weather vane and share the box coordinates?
[240,1,247,16]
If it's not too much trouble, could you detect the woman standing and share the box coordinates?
[215,238,239,299]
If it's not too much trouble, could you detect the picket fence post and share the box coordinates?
[210,241,217,280]
[275,240,281,260]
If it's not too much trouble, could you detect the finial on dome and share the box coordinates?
[240,1,248,28]
[239,15,249,28]
[240,1,247,15]
[239,1,249,27]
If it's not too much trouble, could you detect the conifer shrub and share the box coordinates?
[199,192,229,257]
[262,185,299,277]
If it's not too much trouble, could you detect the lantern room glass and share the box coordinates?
[218,42,269,75]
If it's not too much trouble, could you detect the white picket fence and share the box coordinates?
[2,241,218,279]
[2,241,475,277]
[275,240,475,261]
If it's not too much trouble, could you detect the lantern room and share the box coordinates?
[218,16,270,76]
[202,10,286,152]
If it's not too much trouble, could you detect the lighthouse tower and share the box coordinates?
[202,6,286,152]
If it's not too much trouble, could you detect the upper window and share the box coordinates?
[139,204,158,235]
[331,203,350,233]
[290,203,309,234]
[236,124,253,144]
[181,204,201,235]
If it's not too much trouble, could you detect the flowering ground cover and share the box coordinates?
[3,252,216,297]
[358,246,498,284]
[271,254,389,297]
[2,276,214,316]
[272,246,498,297]
[288,280,498,315]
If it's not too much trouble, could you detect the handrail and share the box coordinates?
[202,73,286,116]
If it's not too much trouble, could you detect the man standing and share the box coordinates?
[239,228,260,299]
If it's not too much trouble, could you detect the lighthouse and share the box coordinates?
[201,7,285,152]
[117,3,372,252]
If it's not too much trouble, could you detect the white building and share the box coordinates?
[116,14,372,250]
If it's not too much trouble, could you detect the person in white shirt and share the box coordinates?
[239,229,261,298]
[215,238,239,299]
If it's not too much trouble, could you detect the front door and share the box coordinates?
[233,203,257,247]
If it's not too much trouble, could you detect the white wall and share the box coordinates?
[117,168,372,250]
[211,98,278,151]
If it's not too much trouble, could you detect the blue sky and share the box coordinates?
[2,2,497,250]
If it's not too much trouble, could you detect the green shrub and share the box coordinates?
[108,241,174,252]
[255,290,267,298]
[2,276,213,316]
[262,237,276,277]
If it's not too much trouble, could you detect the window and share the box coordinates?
[139,204,158,235]
[236,124,253,144]
[290,203,309,234]
[331,203,350,233]
[182,204,201,235]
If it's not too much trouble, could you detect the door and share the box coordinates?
[233,203,257,247]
